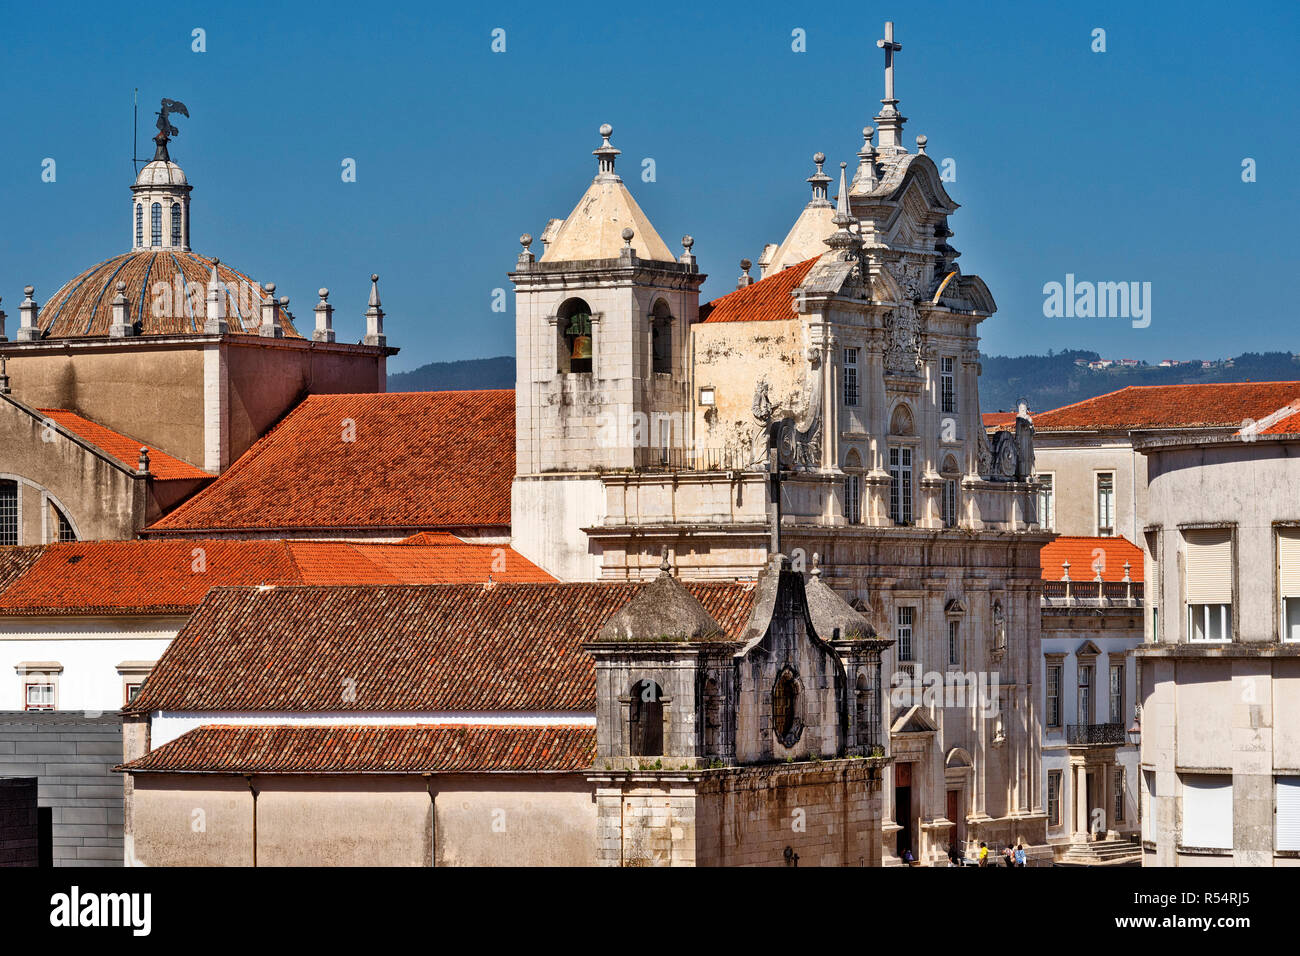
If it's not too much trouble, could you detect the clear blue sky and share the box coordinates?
[2,0,1295,372]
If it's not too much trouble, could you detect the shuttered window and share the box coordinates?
[1185,529,1233,604]
[1181,775,1232,849]
[1277,777,1300,851]
[1279,531,1300,642]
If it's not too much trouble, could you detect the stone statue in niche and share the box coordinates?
[884,302,922,375]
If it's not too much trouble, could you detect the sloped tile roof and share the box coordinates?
[146,390,514,533]
[117,724,595,774]
[0,538,550,616]
[1033,382,1300,432]
[38,409,210,480]
[982,412,1017,431]
[699,256,819,323]
[1040,536,1144,583]
[126,581,758,714]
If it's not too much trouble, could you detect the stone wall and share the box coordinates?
[0,712,123,866]
[591,758,886,866]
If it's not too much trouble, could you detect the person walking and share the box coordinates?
[978,841,988,867]
[1015,843,1027,867]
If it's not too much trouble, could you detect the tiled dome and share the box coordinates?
[135,159,188,188]
[37,252,301,338]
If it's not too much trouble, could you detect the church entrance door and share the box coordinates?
[895,761,913,859]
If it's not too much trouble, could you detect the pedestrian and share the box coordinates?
[1002,844,1013,867]
[1015,843,1027,867]
[978,841,988,867]
[947,842,961,867]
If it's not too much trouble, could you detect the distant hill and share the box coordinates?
[387,356,513,392]
[389,350,1300,416]
[978,350,1300,415]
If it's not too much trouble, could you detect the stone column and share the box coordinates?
[1075,764,1088,839]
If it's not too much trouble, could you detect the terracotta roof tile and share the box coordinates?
[117,724,595,774]
[1040,536,1143,583]
[146,390,514,533]
[0,538,550,616]
[699,256,819,323]
[982,412,1017,430]
[1034,382,1300,432]
[126,581,758,714]
[38,409,210,480]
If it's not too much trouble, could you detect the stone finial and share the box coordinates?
[659,545,671,573]
[109,281,133,338]
[0,296,7,342]
[137,447,151,473]
[1061,560,1071,582]
[916,134,928,155]
[737,258,755,289]
[313,287,335,343]
[593,123,621,180]
[619,226,635,262]
[824,162,859,257]
[364,273,386,347]
[259,282,283,339]
[680,234,696,268]
[204,258,228,334]
[517,233,535,267]
[17,285,39,342]
[810,551,822,578]
[807,151,832,206]
[854,126,879,190]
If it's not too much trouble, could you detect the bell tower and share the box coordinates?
[510,124,706,580]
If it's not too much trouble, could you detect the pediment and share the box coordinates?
[891,704,939,735]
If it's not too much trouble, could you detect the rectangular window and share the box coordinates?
[1180,775,1232,849]
[1114,768,1126,823]
[1185,528,1232,642]
[942,478,958,528]
[940,356,955,414]
[1145,529,1161,641]
[1077,664,1093,724]
[843,348,859,407]
[1038,474,1055,531]
[125,682,144,705]
[0,479,17,546]
[1046,664,1062,728]
[24,682,54,711]
[170,203,182,247]
[889,446,913,525]
[651,319,672,375]
[150,202,162,247]
[1279,530,1300,642]
[1109,663,1124,724]
[896,607,914,662]
[1047,771,1062,827]
[1277,777,1300,852]
[1096,473,1115,536]
[947,620,959,665]
[843,473,861,525]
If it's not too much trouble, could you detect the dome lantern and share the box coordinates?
[130,98,193,252]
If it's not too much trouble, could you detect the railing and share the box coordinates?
[637,447,762,473]
[1042,580,1143,607]
[1065,722,1127,746]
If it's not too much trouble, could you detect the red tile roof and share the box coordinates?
[699,256,819,323]
[117,724,595,774]
[38,409,210,481]
[1040,536,1143,583]
[126,581,758,714]
[146,390,514,534]
[1033,382,1300,432]
[982,412,1017,430]
[0,538,551,616]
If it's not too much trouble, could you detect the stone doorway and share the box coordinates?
[895,761,914,859]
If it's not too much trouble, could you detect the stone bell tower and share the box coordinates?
[510,124,707,581]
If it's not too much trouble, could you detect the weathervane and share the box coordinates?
[152,98,189,161]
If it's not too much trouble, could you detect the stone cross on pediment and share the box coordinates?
[877,21,902,104]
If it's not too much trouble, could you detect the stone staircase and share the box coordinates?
[1056,835,1142,866]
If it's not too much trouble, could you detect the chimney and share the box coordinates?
[363,274,385,347]
[17,286,40,342]
[737,259,755,289]
[109,282,133,338]
[137,447,151,474]
[313,288,335,343]
[258,283,283,338]
[204,259,228,334]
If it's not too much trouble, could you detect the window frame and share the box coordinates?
[1047,770,1062,827]
[1095,471,1115,537]
[940,356,956,414]
[896,607,915,663]
[1114,767,1126,823]
[150,202,162,247]
[889,445,913,526]
[0,478,18,546]
[842,347,859,408]
[24,681,55,711]
[1108,662,1124,724]
[1077,663,1093,724]
[1046,663,1062,728]
[1037,472,1055,532]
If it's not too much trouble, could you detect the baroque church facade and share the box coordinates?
[511,23,1050,862]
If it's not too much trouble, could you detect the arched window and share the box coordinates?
[941,455,960,528]
[170,203,182,247]
[50,501,77,543]
[889,403,915,436]
[150,203,162,246]
[843,449,862,524]
[701,676,722,756]
[135,204,143,247]
[557,298,593,374]
[856,671,880,750]
[650,299,673,375]
[772,667,803,747]
[629,679,664,756]
[0,480,17,546]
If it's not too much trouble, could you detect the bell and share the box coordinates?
[570,334,592,361]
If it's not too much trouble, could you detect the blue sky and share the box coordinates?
[2,0,1296,372]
